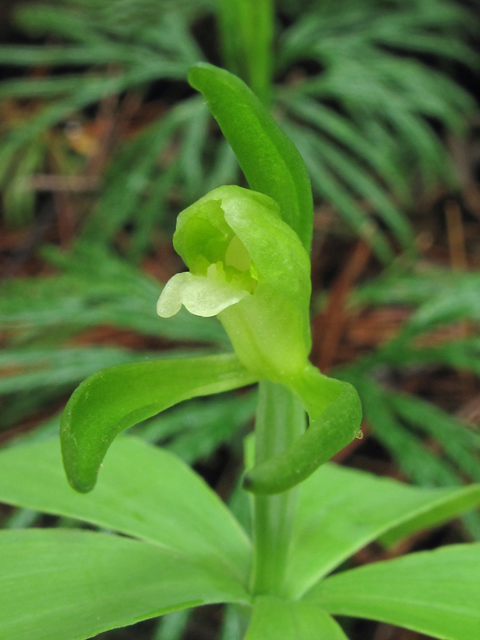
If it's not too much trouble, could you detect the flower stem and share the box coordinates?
[251,381,306,595]
[217,0,274,105]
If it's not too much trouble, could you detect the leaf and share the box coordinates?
[244,596,348,640]
[0,75,107,99]
[187,62,314,251]
[79,102,190,245]
[132,391,255,444]
[216,0,274,104]
[60,353,257,492]
[220,604,249,640]
[204,137,240,192]
[0,529,250,640]
[0,45,135,66]
[2,138,44,226]
[0,437,251,584]
[14,4,108,44]
[350,268,473,307]
[178,92,212,200]
[127,160,181,261]
[307,543,480,640]
[284,462,480,599]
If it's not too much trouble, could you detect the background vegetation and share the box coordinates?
[0,0,480,638]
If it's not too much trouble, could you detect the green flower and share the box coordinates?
[157,185,312,384]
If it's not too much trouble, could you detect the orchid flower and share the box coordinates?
[60,63,362,497]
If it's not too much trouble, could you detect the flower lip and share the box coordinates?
[157,262,251,319]
[157,195,261,319]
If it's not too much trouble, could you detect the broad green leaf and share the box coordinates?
[60,353,257,492]
[0,529,250,640]
[0,437,251,584]
[307,543,480,640]
[244,596,348,640]
[187,63,314,251]
[284,463,480,599]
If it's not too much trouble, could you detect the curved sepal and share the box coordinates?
[60,354,257,492]
[243,366,362,494]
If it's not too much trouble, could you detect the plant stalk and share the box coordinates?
[217,0,274,105]
[251,380,306,596]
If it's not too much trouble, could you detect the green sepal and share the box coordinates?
[60,353,257,493]
[188,63,314,252]
[243,366,362,494]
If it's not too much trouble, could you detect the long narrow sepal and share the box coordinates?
[61,353,257,493]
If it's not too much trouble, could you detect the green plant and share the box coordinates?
[1,0,479,527]
[1,63,480,640]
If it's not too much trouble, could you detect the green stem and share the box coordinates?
[217,0,274,105]
[252,381,306,595]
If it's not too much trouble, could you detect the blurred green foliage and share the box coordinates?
[0,0,477,257]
